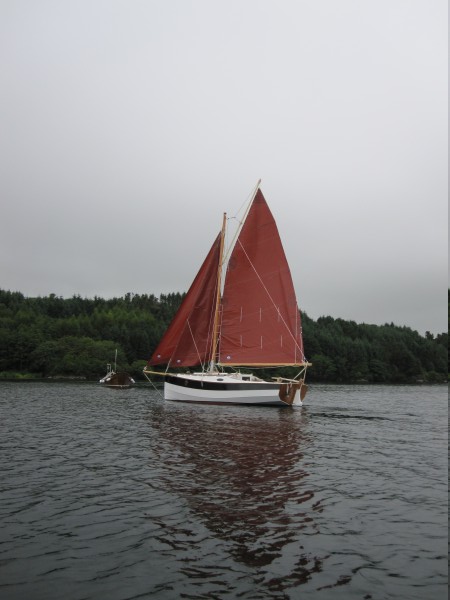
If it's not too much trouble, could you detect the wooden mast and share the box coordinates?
[209,180,261,371]
[209,212,227,371]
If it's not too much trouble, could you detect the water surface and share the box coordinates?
[0,382,447,599]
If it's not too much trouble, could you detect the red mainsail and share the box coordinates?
[147,233,221,367]
[219,189,305,366]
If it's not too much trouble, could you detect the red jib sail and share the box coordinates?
[219,189,305,366]
[147,233,221,367]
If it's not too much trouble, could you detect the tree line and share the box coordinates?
[0,289,447,383]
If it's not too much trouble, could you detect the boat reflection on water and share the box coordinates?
[147,403,325,592]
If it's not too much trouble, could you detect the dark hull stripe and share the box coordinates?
[166,374,279,392]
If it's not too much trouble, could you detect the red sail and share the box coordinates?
[147,234,221,367]
[219,189,305,366]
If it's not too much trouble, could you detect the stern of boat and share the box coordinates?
[277,379,308,406]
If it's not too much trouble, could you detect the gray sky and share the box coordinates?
[1,0,448,334]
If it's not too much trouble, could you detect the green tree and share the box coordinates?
[1,288,447,382]
[310,354,337,381]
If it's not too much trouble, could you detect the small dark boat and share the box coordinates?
[99,351,135,388]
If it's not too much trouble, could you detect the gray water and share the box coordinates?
[0,382,447,600]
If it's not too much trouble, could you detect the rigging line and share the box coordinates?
[236,238,305,356]
[186,319,204,369]
[223,180,261,264]
[294,365,308,380]
[148,375,164,399]
[231,178,262,221]
[142,370,164,398]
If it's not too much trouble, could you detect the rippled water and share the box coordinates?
[0,382,447,599]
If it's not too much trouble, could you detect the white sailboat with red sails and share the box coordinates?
[144,182,311,406]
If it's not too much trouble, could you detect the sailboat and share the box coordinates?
[144,182,311,406]
[99,349,135,388]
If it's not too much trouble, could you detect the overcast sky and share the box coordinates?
[0,0,447,334]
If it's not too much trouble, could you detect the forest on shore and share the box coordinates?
[0,289,447,383]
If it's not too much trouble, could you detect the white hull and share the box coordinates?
[163,373,303,406]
